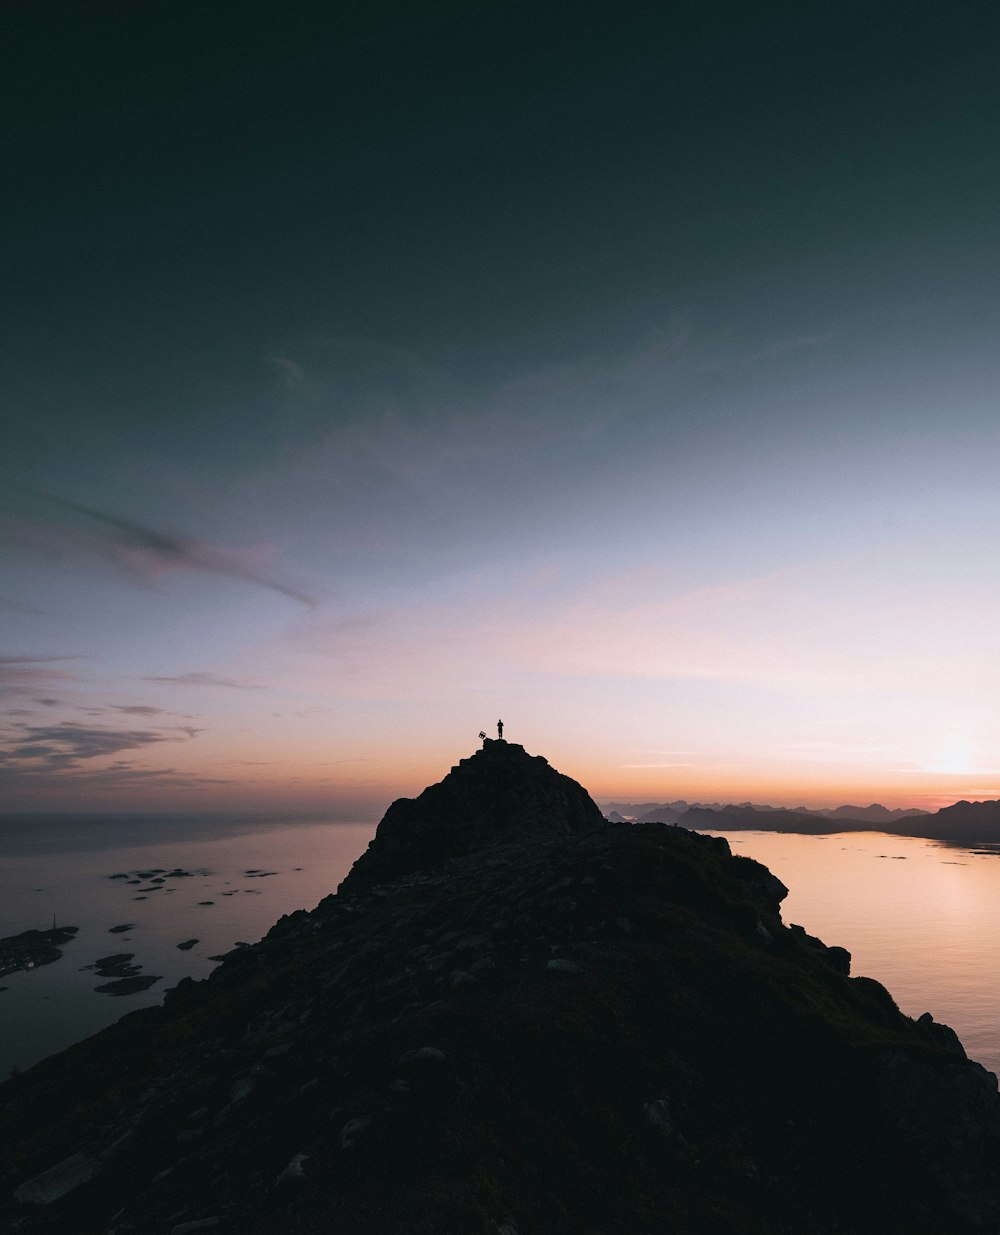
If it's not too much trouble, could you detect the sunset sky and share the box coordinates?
[3,1,1000,817]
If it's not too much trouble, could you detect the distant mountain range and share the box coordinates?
[600,798,1000,848]
[601,801,929,826]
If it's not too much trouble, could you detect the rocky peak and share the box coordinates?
[339,739,605,892]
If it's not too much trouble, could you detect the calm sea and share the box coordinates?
[0,815,376,1077]
[711,829,1000,1075]
[3,820,1000,1079]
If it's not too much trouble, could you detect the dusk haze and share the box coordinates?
[4,2,1000,820]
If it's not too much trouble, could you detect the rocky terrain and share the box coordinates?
[2,740,1000,1233]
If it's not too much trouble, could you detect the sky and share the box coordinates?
[2,0,1000,817]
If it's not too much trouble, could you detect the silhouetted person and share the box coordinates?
[497,719,504,740]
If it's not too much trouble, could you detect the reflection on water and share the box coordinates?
[711,830,1000,1075]
[0,818,375,1077]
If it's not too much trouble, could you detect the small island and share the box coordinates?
[0,926,79,978]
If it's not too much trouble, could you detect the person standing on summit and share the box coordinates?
[497,719,504,740]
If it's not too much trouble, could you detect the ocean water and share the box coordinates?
[711,829,1000,1075]
[0,815,376,1077]
[4,820,1000,1081]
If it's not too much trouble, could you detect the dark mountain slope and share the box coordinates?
[2,744,999,1234]
[911,799,1000,845]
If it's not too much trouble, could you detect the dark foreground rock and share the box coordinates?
[3,744,1000,1234]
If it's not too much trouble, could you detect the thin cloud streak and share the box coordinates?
[8,492,318,606]
[0,655,84,690]
[0,655,81,666]
[144,672,264,691]
[0,721,195,770]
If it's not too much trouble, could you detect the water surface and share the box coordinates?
[713,829,1000,1074]
[0,816,375,1076]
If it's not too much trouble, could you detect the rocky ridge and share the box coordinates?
[2,741,1000,1233]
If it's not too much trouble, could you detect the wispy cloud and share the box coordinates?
[144,671,264,690]
[0,655,80,668]
[0,760,233,797]
[0,655,83,690]
[0,721,193,770]
[6,493,318,606]
[111,704,167,716]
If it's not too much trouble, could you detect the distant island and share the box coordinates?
[602,797,1000,847]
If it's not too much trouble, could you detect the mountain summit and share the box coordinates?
[340,738,605,892]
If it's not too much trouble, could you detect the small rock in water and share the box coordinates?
[92,953,142,978]
[176,938,199,951]
[197,901,215,906]
[94,975,161,996]
[108,923,134,934]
